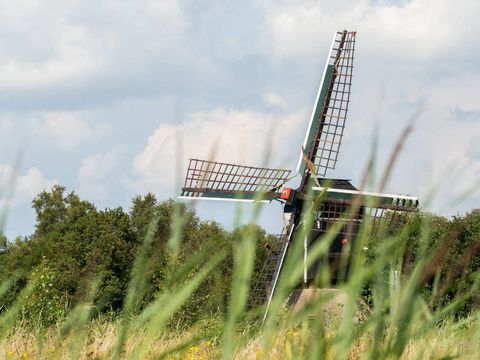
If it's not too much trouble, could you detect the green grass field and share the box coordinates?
[1,134,480,359]
[1,194,479,359]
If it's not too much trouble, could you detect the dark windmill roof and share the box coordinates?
[317,178,358,191]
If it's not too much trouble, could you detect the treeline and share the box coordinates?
[363,208,480,316]
[0,186,272,327]
[0,185,479,327]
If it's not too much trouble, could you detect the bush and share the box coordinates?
[20,259,66,327]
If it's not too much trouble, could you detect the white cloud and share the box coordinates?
[78,148,121,201]
[0,2,97,89]
[263,91,288,110]
[0,164,57,206]
[131,107,306,195]
[0,117,12,128]
[0,0,189,90]
[398,76,480,202]
[259,0,480,62]
[0,112,109,151]
[43,112,108,150]
[0,28,97,89]
[0,117,15,151]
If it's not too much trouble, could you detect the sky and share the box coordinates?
[1,0,480,239]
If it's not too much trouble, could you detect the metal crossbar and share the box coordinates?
[181,159,291,198]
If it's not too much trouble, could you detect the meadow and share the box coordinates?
[1,140,480,359]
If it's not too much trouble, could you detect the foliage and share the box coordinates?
[1,183,480,358]
[0,187,273,328]
[20,259,65,327]
[0,232,6,250]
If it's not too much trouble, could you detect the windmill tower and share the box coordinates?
[179,30,418,316]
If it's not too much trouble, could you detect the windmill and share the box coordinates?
[179,30,418,315]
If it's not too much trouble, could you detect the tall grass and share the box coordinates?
[1,120,480,359]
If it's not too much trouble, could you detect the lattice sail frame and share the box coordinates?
[314,202,414,240]
[307,200,415,281]
[297,30,356,178]
[180,159,292,202]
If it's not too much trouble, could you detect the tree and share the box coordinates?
[129,193,158,243]
[23,186,137,316]
[0,232,6,251]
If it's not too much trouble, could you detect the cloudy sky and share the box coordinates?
[1,0,479,238]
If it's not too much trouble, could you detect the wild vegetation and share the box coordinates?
[0,184,480,359]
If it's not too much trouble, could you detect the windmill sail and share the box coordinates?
[311,184,419,211]
[180,158,291,202]
[297,30,356,178]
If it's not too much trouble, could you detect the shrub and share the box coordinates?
[20,259,66,327]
